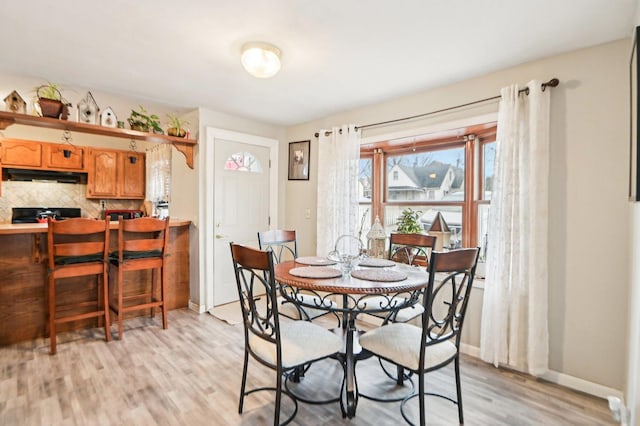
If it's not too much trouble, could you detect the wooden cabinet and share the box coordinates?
[1,139,84,171]
[1,139,43,168]
[120,151,145,198]
[43,143,84,170]
[87,148,145,199]
[87,148,118,197]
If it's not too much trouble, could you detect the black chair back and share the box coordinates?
[230,243,281,349]
[257,229,297,264]
[421,248,480,354]
[388,233,437,266]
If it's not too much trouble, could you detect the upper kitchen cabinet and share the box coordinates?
[1,139,43,168]
[87,147,145,199]
[1,139,84,171]
[43,143,84,170]
[119,151,145,199]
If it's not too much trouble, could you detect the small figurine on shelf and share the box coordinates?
[100,106,117,128]
[77,91,100,124]
[4,90,26,114]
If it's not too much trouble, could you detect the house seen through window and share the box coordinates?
[358,122,496,262]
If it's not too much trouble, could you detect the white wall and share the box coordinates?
[286,39,631,394]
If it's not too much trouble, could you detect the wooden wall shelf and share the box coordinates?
[0,111,196,169]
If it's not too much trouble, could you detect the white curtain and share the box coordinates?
[480,80,550,376]
[146,143,172,205]
[316,124,361,256]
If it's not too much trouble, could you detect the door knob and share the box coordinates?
[215,234,226,239]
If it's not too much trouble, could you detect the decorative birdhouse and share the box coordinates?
[77,91,100,124]
[4,90,26,114]
[366,216,387,258]
[100,106,117,128]
[428,211,451,251]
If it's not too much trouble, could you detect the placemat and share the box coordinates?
[358,258,396,268]
[351,269,407,282]
[289,266,343,279]
[295,256,337,266]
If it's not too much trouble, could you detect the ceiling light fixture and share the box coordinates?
[241,42,281,78]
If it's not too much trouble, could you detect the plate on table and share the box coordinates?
[289,266,343,279]
[295,256,337,266]
[351,269,407,282]
[358,258,395,268]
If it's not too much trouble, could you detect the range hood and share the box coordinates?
[4,168,87,184]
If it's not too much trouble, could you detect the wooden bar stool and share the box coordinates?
[46,217,111,355]
[108,216,170,339]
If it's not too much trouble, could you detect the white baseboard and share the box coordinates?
[541,369,623,400]
[188,300,206,313]
[460,344,622,400]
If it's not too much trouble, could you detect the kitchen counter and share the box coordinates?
[0,219,191,234]
[0,220,191,345]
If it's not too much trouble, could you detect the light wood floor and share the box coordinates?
[0,308,615,425]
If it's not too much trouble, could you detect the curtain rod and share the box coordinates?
[314,78,559,138]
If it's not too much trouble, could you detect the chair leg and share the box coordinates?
[150,268,157,318]
[455,356,464,425]
[48,276,56,355]
[102,270,111,342]
[161,265,168,329]
[418,372,426,426]
[396,364,405,386]
[239,350,249,413]
[274,366,282,426]
[118,267,124,340]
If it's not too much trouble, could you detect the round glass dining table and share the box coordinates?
[274,259,429,418]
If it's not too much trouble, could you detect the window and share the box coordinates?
[359,122,496,251]
[223,152,263,172]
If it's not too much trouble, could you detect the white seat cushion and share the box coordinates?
[249,321,342,368]
[359,323,457,371]
[278,294,337,320]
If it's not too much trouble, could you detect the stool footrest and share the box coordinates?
[54,309,107,324]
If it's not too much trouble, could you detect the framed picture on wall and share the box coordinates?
[630,25,640,201]
[288,140,310,180]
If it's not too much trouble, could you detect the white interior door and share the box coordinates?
[212,135,271,306]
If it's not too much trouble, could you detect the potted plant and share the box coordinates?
[395,208,423,234]
[128,106,163,133]
[166,114,189,138]
[392,207,424,263]
[35,82,65,119]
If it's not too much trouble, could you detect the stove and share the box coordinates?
[11,207,82,224]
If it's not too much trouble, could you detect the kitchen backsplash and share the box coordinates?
[0,181,142,223]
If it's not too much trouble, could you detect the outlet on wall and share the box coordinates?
[100,200,106,209]
[305,208,311,219]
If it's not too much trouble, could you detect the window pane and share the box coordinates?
[386,147,465,201]
[358,158,373,244]
[224,152,263,172]
[477,203,490,262]
[384,205,463,249]
[483,142,495,200]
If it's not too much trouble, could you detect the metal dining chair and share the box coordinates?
[359,247,480,426]
[230,243,342,425]
[365,233,437,324]
[258,229,338,322]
